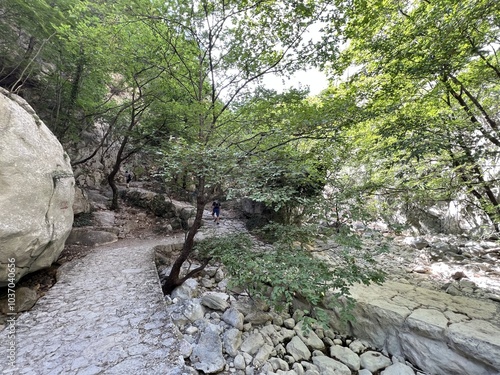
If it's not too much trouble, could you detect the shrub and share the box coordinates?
[195,225,386,326]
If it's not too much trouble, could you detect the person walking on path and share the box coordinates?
[125,170,132,188]
[212,200,221,225]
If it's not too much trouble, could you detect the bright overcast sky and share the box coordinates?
[262,68,328,96]
[261,21,329,96]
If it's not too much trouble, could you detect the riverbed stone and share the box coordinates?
[222,307,244,330]
[179,339,193,358]
[168,299,205,327]
[244,310,273,325]
[381,362,416,375]
[253,343,274,367]
[348,340,366,354]
[360,351,392,373]
[330,345,360,371]
[292,362,305,375]
[270,357,289,371]
[234,354,246,370]
[311,355,351,375]
[286,336,311,361]
[171,278,199,300]
[241,332,265,355]
[201,293,229,311]
[261,324,284,346]
[294,321,325,351]
[223,328,242,356]
[190,324,225,373]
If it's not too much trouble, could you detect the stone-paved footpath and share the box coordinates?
[1,237,188,375]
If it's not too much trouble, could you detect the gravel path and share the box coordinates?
[1,237,187,375]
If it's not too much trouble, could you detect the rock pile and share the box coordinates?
[157,214,499,375]
[378,234,500,301]
[312,229,500,302]
[121,187,196,230]
[160,264,423,375]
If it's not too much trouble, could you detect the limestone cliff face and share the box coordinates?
[0,88,75,286]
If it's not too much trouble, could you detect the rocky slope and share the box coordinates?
[155,209,500,375]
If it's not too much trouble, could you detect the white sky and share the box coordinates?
[261,22,330,96]
[262,68,329,96]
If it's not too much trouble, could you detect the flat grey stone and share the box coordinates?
[222,307,244,330]
[286,336,311,361]
[381,362,415,375]
[201,293,229,311]
[234,354,246,370]
[294,321,325,351]
[171,278,199,300]
[330,345,361,371]
[360,351,392,373]
[253,343,274,367]
[190,324,225,373]
[312,355,351,375]
[241,332,265,355]
[66,228,118,246]
[223,328,242,356]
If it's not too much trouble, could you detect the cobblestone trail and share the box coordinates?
[1,238,186,375]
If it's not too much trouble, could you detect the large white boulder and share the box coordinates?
[327,281,500,375]
[0,88,75,286]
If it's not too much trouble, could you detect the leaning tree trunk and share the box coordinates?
[108,167,120,210]
[162,182,211,295]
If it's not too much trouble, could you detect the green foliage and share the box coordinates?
[229,154,324,217]
[314,0,500,231]
[196,225,386,325]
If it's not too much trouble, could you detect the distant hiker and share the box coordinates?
[125,170,132,188]
[212,200,221,225]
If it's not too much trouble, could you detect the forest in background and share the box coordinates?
[2,0,500,316]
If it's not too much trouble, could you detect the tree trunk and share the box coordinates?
[108,165,120,210]
[449,147,500,232]
[162,181,209,295]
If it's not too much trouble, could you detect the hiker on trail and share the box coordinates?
[212,200,221,225]
[125,170,132,188]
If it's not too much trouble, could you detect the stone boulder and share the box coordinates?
[327,280,500,375]
[0,88,74,286]
[312,355,352,375]
[73,186,91,215]
[190,324,225,373]
[121,188,195,229]
[0,286,38,313]
[123,188,176,217]
[65,228,118,247]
